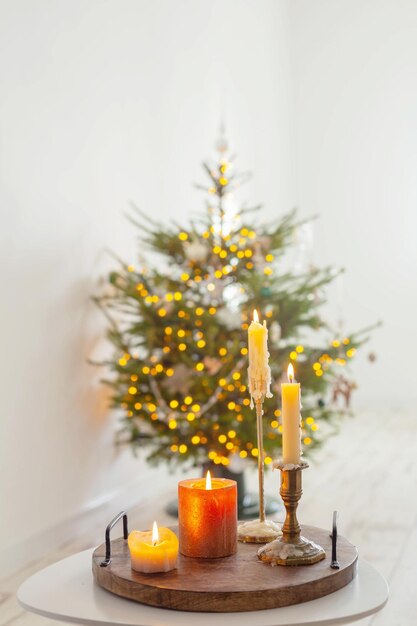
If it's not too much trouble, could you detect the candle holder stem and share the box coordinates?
[255,399,265,523]
[258,463,326,566]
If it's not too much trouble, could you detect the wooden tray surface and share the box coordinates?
[92,524,358,612]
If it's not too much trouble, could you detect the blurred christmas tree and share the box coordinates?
[95,135,374,469]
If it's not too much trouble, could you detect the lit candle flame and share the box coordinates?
[253,309,259,323]
[152,520,159,546]
[287,363,295,383]
[205,470,212,490]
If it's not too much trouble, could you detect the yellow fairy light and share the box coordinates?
[219,176,228,186]
[177,329,185,337]
[142,366,150,374]
[128,386,137,395]
[169,400,179,409]
[264,267,273,276]
[232,372,240,381]
[179,232,188,241]
[313,362,321,371]
[178,310,186,318]
[336,358,346,365]
[147,403,156,411]
[165,326,172,335]
[171,444,178,452]
[152,295,159,303]
[140,288,148,297]
[179,343,187,351]
[290,351,297,360]
[179,444,188,453]
[265,457,272,465]
[304,437,312,445]
[271,420,278,428]
[207,283,215,292]
[243,398,250,406]
[127,264,135,272]
[166,368,174,377]
[118,358,127,367]
[130,374,138,381]
[208,450,216,460]
[184,396,192,405]
[165,293,174,302]
[181,273,190,281]
[191,435,200,444]
[244,249,252,258]
[195,307,204,316]
[296,345,304,353]
[228,430,236,438]
[332,340,340,348]
[196,362,204,371]
[213,245,221,254]
[278,425,283,433]
[246,262,254,269]
[202,231,210,239]
[209,306,217,315]
[240,228,249,236]
[221,457,230,466]
[265,254,274,262]
[187,412,195,421]
[197,339,206,348]
[251,448,259,457]
[191,403,200,412]
[136,283,144,291]
[168,419,177,429]
[240,347,248,356]
[145,295,153,304]
[316,370,323,377]
[346,348,356,358]
[134,402,142,410]
[219,378,227,387]
[195,275,202,282]
[240,384,247,392]
[237,251,244,259]
[219,347,227,356]
[306,416,314,425]
[214,270,223,279]
[155,364,163,373]
[239,450,247,458]
[158,308,167,317]
[174,292,182,301]
[343,337,350,345]
[274,409,281,417]
[230,244,238,252]
[228,401,236,410]
[127,410,133,417]
[219,250,227,259]
[218,434,227,444]
[226,442,234,450]
[312,424,319,431]
[227,384,234,392]
[248,230,256,239]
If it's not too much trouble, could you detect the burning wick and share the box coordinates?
[287,363,295,384]
[152,521,159,546]
[205,470,212,490]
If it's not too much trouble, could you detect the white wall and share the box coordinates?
[289,0,417,409]
[0,0,295,571]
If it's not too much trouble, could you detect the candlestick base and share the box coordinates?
[258,460,326,566]
[258,535,326,566]
[237,518,281,544]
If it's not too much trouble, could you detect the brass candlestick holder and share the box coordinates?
[258,461,326,565]
[237,395,281,544]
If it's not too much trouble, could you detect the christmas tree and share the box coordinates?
[95,138,374,469]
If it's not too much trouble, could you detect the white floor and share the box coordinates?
[1,409,416,625]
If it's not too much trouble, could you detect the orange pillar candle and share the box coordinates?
[128,521,179,573]
[178,471,237,558]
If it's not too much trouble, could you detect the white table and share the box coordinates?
[17,548,388,626]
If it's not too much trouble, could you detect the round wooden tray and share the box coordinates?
[92,525,357,613]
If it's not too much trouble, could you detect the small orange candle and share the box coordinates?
[128,521,179,573]
[178,471,237,558]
